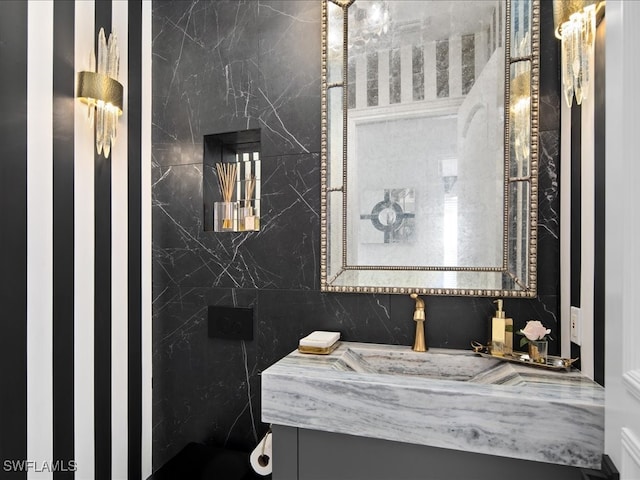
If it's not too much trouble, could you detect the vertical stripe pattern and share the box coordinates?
[579,31,597,381]
[111,2,129,478]
[559,20,606,381]
[0,1,29,477]
[593,18,605,386]
[559,81,571,360]
[126,1,143,478]
[0,1,150,478]
[93,1,113,475]
[52,2,76,478]
[74,1,96,478]
[27,2,54,479]
[140,2,153,475]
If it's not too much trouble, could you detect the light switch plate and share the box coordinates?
[570,306,581,345]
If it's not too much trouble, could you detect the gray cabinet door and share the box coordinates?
[273,425,585,480]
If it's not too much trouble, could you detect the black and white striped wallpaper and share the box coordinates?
[0,1,151,478]
[559,18,606,386]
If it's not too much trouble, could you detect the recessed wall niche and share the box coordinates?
[203,129,261,232]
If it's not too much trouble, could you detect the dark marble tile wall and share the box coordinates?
[151,0,560,470]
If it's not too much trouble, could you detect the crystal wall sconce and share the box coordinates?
[76,28,123,158]
[553,0,605,108]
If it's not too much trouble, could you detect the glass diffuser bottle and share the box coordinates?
[214,162,238,232]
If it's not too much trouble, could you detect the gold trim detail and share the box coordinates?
[298,342,341,355]
[77,71,124,114]
[320,0,540,297]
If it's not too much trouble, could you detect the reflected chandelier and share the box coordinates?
[349,1,390,49]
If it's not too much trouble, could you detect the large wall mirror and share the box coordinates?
[320,0,539,297]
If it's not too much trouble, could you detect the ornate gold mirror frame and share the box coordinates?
[320,0,540,297]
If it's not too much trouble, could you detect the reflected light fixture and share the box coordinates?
[511,71,531,168]
[553,1,605,108]
[349,1,390,49]
[77,28,123,158]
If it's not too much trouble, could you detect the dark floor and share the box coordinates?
[149,443,270,480]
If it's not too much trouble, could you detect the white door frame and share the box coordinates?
[605,1,640,478]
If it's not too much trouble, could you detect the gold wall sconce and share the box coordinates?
[77,28,123,158]
[553,1,605,107]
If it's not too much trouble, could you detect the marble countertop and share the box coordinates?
[261,342,604,469]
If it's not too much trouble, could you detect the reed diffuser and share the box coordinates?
[240,174,258,231]
[214,162,238,232]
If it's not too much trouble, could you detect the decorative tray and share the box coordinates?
[470,342,578,371]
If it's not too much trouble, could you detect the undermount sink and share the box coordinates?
[262,341,604,469]
[335,346,502,382]
[332,345,590,386]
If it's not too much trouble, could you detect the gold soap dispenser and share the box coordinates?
[490,299,513,356]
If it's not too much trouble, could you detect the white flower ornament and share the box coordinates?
[518,320,552,347]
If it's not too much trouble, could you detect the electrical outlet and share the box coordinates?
[570,306,581,345]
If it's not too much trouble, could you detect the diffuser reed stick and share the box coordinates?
[244,175,256,207]
[215,162,237,229]
[240,174,258,231]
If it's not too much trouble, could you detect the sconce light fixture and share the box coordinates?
[77,28,123,158]
[348,1,390,49]
[553,0,605,108]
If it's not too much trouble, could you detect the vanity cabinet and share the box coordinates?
[272,425,587,480]
[262,342,605,478]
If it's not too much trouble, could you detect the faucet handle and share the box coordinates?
[410,293,425,321]
[409,293,427,352]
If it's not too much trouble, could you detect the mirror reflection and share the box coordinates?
[321,0,538,296]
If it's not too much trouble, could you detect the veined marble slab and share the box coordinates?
[261,342,604,469]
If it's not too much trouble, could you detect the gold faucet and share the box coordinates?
[410,293,427,352]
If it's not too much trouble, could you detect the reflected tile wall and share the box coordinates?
[152,0,560,470]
